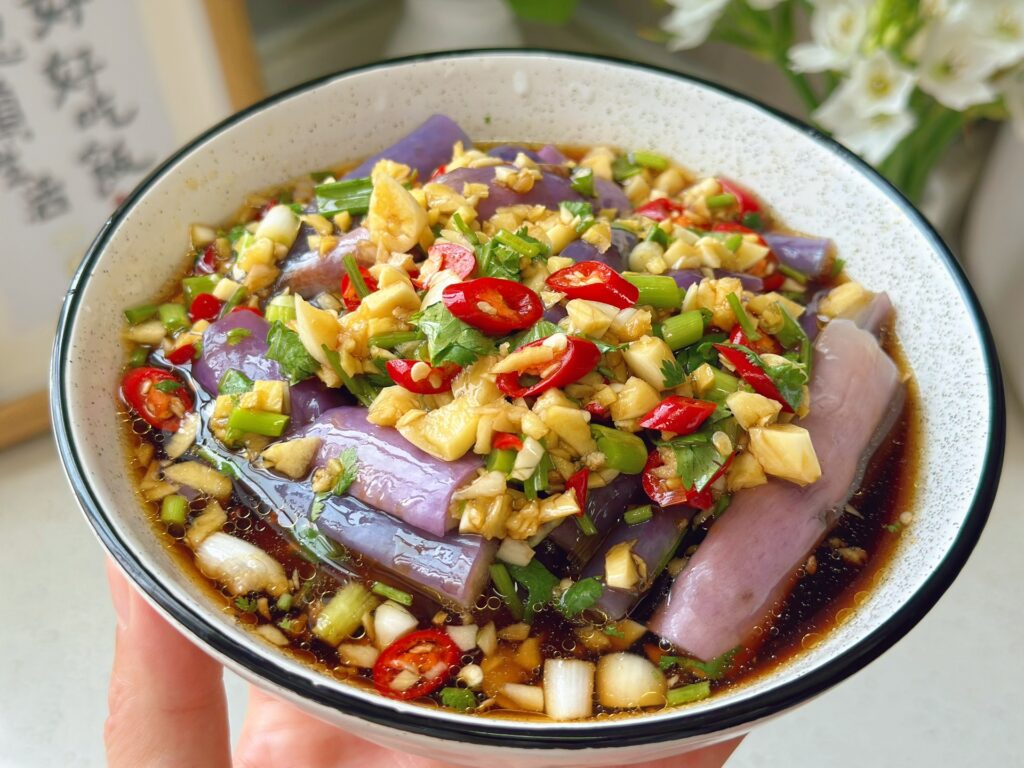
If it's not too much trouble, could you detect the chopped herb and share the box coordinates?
[560,201,596,234]
[372,582,414,606]
[333,447,359,496]
[276,593,293,612]
[777,263,809,284]
[477,237,523,281]
[440,686,477,711]
[611,155,642,183]
[315,176,373,216]
[723,233,743,252]
[153,379,184,394]
[630,150,668,171]
[234,596,257,613]
[127,346,150,368]
[774,302,812,369]
[682,332,729,373]
[495,227,548,259]
[602,624,625,639]
[741,211,764,230]
[506,558,560,623]
[218,368,254,395]
[523,450,554,501]
[721,342,808,411]
[292,516,347,562]
[310,170,334,183]
[570,166,595,197]
[556,577,603,618]
[450,212,479,246]
[667,681,712,705]
[660,357,686,388]
[667,433,727,493]
[227,224,248,244]
[321,345,382,408]
[575,513,599,536]
[706,193,737,209]
[220,286,248,316]
[192,445,239,478]
[624,505,653,525]
[413,302,495,368]
[830,257,846,279]
[659,647,738,680]
[225,327,251,346]
[711,493,732,518]
[266,321,320,384]
[646,224,670,247]
[489,563,524,620]
[287,202,304,215]
[123,304,158,325]
[277,617,299,633]
[509,320,561,351]
[310,492,329,522]
[342,253,371,298]
[885,522,903,534]
[726,292,761,341]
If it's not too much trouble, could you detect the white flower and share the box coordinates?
[814,52,918,164]
[997,66,1024,141]
[660,0,729,51]
[789,0,868,74]
[966,0,1024,69]
[916,10,1006,109]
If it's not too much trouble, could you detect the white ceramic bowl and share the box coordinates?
[51,51,1005,766]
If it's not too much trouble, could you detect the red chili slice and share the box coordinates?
[255,198,279,220]
[385,359,460,395]
[372,628,461,701]
[495,336,601,399]
[714,344,793,412]
[121,367,193,432]
[189,292,223,322]
[492,432,524,451]
[634,198,686,222]
[641,449,734,510]
[429,164,447,181]
[428,242,476,279]
[195,244,219,274]
[166,344,198,366]
[231,305,263,317]
[340,266,379,312]
[441,277,542,336]
[584,401,610,420]
[728,324,782,356]
[545,261,639,309]
[565,467,589,516]
[638,396,717,435]
[717,178,761,215]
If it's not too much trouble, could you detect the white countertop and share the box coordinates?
[2,396,1020,768]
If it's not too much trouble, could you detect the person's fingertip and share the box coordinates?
[105,559,131,630]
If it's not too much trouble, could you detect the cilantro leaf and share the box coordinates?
[413,302,495,368]
[672,438,726,492]
[234,596,257,613]
[266,321,320,384]
[509,320,561,351]
[570,166,594,197]
[560,201,595,234]
[476,238,522,281]
[773,302,812,370]
[720,343,808,411]
[218,368,254,395]
[226,327,251,347]
[556,577,603,618]
[506,559,560,623]
[154,379,184,393]
[580,336,625,354]
[660,357,686,388]
[659,647,739,680]
[603,624,625,638]
[333,447,359,495]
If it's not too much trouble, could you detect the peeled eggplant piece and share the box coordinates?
[276,227,370,299]
[548,473,642,571]
[579,506,689,621]
[648,318,903,660]
[343,114,470,180]
[315,496,497,610]
[297,407,483,537]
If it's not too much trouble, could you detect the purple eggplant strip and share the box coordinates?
[192,312,347,429]
[668,269,764,293]
[548,473,642,571]
[762,232,833,278]
[344,114,470,180]
[648,318,903,659]
[579,505,690,621]
[296,407,482,537]
[488,144,542,162]
[315,497,497,610]
[277,226,371,299]
[536,145,568,165]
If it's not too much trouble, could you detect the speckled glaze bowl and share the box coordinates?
[51,51,1004,766]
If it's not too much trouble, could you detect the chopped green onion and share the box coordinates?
[160,494,188,526]
[228,408,290,437]
[489,563,524,620]
[182,275,220,306]
[706,193,737,209]
[312,583,379,645]
[218,368,254,394]
[123,304,158,325]
[450,212,479,246]
[646,225,670,247]
[226,328,251,346]
[706,367,740,403]
[266,294,296,324]
[314,176,373,216]
[741,212,764,230]
[667,681,712,706]
[774,303,812,369]
[127,346,150,368]
[220,286,248,316]
[494,228,545,258]
[371,582,414,607]
[158,303,190,332]
[368,331,425,349]
[659,310,705,351]
[486,448,517,476]
[192,445,240,478]
[624,505,653,525]
[622,273,682,309]
[342,253,371,299]
[590,425,648,474]
[611,155,641,183]
[777,263,809,284]
[630,150,668,171]
[440,687,477,711]
[275,593,293,612]
[524,451,553,500]
[830,257,846,279]
[570,166,595,197]
[575,513,598,536]
[726,293,760,341]
[154,379,183,393]
[723,233,743,252]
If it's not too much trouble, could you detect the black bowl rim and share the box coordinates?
[51,49,1005,750]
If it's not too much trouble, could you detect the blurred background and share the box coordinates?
[1,1,1020,766]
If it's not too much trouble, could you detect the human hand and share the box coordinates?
[105,561,742,768]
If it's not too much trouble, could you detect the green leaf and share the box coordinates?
[153,379,184,393]
[450,212,479,246]
[227,224,248,244]
[509,320,561,351]
[682,332,729,373]
[321,345,382,408]
[557,577,603,618]
[672,439,725,492]
[506,558,560,622]
[332,447,359,496]
[505,0,578,24]
[660,357,686,388]
[774,302,813,370]
[602,624,625,638]
[560,201,595,234]
[225,327,251,347]
[570,166,594,197]
[659,647,739,680]
[476,237,522,281]
[413,302,495,368]
[218,368,254,395]
[720,343,808,411]
[234,596,257,613]
[266,321,320,384]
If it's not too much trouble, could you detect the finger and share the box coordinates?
[105,560,233,768]
[626,735,744,768]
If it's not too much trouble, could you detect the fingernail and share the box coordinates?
[106,559,131,630]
